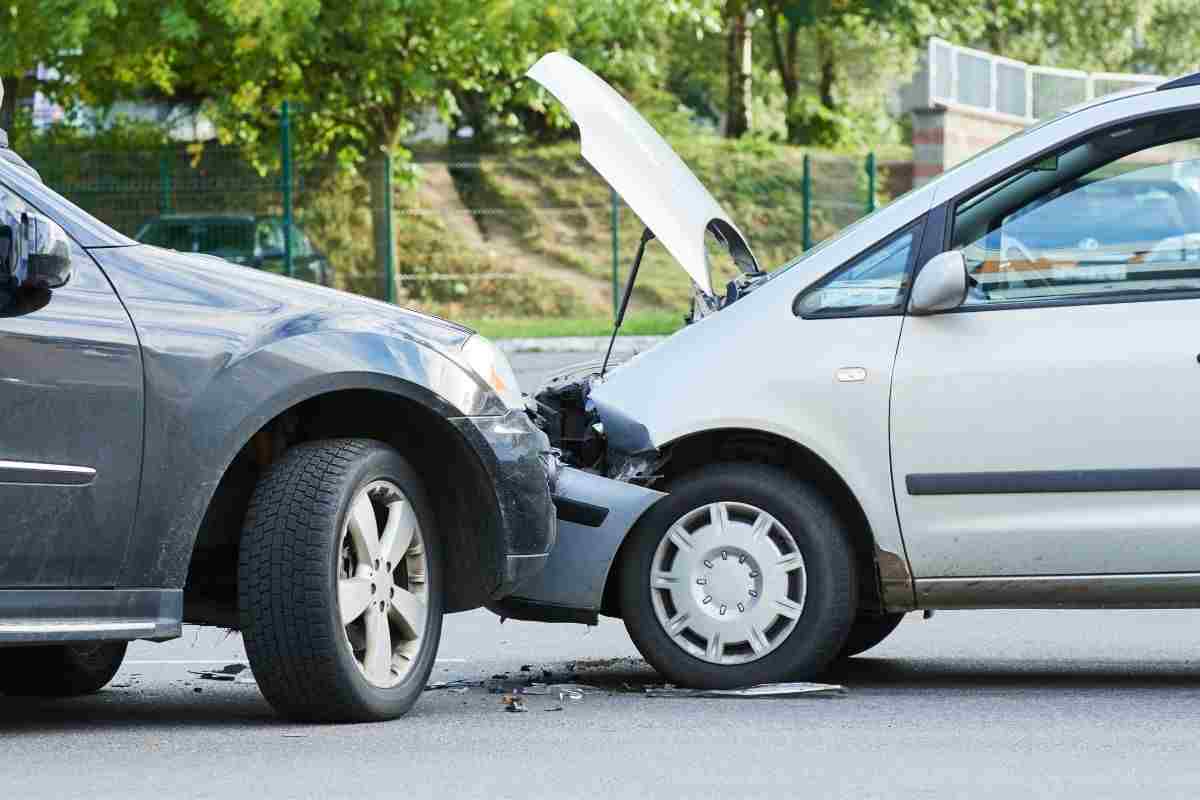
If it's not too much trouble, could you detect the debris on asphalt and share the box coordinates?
[189,663,256,685]
[643,682,846,699]
[189,663,247,681]
[502,695,528,713]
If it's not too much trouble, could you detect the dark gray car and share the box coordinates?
[0,149,556,722]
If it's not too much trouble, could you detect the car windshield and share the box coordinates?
[137,219,256,257]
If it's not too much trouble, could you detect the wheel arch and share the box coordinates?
[600,426,909,618]
[184,381,506,627]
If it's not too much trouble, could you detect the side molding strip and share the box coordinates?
[906,468,1200,496]
[0,459,96,486]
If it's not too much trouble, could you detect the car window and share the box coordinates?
[256,220,284,255]
[951,114,1200,306]
[795,230,916,316]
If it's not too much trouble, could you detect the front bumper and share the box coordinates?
[488,466,665,624]
[449,410,558,599]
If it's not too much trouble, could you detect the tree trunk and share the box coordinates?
[766,12,802,144]
[816,28,836,112]
[724,3,752,138]
[0,75,23,135]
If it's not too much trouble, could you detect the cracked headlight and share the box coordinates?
[461,334,523,410]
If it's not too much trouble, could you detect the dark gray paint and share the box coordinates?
[492,467,663,619]
[89,244,514,589]
[0,242,143,588]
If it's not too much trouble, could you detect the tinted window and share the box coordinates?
[796,231,915,316]
[952,116,1200,306]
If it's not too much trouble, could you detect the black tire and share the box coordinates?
[0,641,127,696]
[239,438,443,722]
[619,463,857,689]
[837,612,905,659]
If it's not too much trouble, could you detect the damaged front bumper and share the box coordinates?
[450,410,559,599]
[488,466,665,625]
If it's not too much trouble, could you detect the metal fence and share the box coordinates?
[925,37,1163,121]
[23,108,896,317]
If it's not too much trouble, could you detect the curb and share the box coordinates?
[496,335,668,354]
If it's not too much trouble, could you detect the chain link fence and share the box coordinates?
[22,109,902,319]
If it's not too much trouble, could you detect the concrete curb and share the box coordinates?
[496,335,668,354]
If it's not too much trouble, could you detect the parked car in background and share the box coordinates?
[0,149,555,722]
[136,213,332,286]
[515,54,1200,689]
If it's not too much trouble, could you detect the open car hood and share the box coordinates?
[527,52,758,298]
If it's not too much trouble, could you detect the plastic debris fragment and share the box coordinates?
[642,682,845,699]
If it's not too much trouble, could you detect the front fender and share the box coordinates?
[90,245,500,588]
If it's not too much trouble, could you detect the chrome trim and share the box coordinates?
[0,459,96,485]
[916,573,1200,609]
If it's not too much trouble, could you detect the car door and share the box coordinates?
[0,180,143,587]
[892,111,1200,582]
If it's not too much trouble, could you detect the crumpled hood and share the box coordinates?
[527,52,758,298]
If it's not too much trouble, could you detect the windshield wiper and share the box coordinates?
[601,227,655,379]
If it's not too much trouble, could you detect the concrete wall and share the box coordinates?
[912,105,1027,186]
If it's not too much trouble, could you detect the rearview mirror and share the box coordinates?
[1,210,73,290]
[909,251,967,314]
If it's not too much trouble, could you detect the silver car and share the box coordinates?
[496,54,1200,688]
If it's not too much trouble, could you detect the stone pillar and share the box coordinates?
[912,106,1028,186]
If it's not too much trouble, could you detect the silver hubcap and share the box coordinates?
[337,480,428,688]
[650,502,806,665]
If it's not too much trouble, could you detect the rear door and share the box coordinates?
[892,112,1200,579]
[0,180,143,587]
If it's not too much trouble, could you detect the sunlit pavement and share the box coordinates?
[4,351,1200,799]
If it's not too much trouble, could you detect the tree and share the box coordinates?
[724,0,754,137]
[0,0,117,130]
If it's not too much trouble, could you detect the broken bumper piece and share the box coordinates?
[488,466,665,624]
[450,410,559,599]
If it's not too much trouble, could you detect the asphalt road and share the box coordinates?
[5,350,1200,799]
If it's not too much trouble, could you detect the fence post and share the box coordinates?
[801,153,812,251]
[383,153,395,304]
[158,151,172,214]
[280,100,294,279]
[610,187,620,319]
[865,152,876,215]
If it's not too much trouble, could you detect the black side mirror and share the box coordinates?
[1,210,72,290]
[21,213,73,289]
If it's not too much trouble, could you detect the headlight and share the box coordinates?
[461,334,523,410]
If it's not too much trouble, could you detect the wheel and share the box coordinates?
[0,641,127,696]
[619,463,857,689]
[837,612,905,659]
[239,438,442,722]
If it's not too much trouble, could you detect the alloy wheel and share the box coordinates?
[336,479,428,688]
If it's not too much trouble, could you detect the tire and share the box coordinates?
[837,612,905,659]
[239,438,443,722]
[0,641,127,696]
[619,463,857,689]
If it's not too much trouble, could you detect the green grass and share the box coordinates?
[463,310,685,339]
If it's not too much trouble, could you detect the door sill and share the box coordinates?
[0,589,181,644]
[915,573,1200,609]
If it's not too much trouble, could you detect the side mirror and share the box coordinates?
[22,213,73,289]
[1,211,72,290]
[909,250,967,314]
